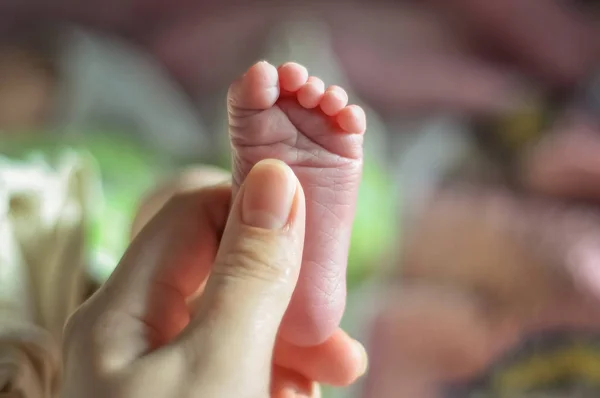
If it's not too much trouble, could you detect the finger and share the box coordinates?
[179,159,306,372]
[274,329,368,387]
[131,166,230,239]
[68,184,231,368]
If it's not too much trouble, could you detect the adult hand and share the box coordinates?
[61,160,366,398]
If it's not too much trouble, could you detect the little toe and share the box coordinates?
[297,77,325,109]
[228,61,279,111]
[320,86,349,116]
[279,62,309,93]
[336,105,367,134]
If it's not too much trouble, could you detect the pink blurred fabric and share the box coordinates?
[1,0,598,117]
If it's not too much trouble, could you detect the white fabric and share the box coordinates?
[0,152,94,397]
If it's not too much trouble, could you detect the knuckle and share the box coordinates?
[63,301,124,356]
[63,307,87,348]
[86,309,130,349]
[215,235,291,284]
[63,302,109,361]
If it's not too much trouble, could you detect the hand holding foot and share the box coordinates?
[63,161,367,398]
[228,61,366,345]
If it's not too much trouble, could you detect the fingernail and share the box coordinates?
[311,382,322,398]
[354,339,369,377]
[242,159,297,229]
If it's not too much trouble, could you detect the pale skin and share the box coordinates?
[62,160,367,398]
[128,166,368,398]
[131,60,367,349]
[52,0,600,390]
[227,61,366,346]
[87,61,369,397]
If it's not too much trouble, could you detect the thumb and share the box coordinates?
[180,159,305,368]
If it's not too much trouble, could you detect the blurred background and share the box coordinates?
[1,1,600,397]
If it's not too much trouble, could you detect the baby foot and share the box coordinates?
[228,61,366,345]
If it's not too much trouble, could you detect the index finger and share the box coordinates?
[69,184,231,369]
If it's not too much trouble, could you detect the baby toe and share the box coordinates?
[320,86,349,116]
[337,105,366,134]
[297,77,325,109]
[279,62,309,93]
[228,61,279,111]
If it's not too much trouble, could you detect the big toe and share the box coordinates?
[228,61,279,112]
